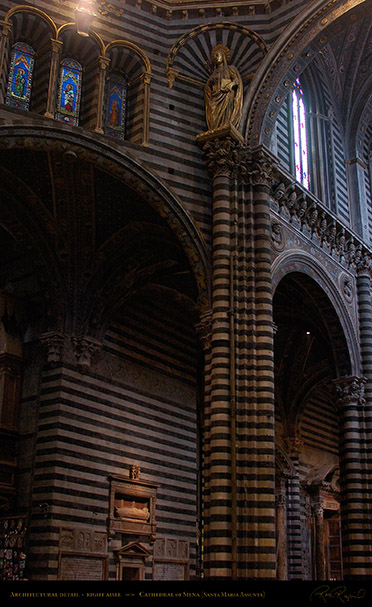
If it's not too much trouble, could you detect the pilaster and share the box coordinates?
[45,39,63,119]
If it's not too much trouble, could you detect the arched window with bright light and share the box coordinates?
[291,78,310,190]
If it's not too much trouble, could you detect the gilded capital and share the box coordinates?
[50,39,63,54]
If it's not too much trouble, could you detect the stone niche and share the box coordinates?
[108,473,157,542]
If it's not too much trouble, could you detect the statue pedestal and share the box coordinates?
[196,122,244,146]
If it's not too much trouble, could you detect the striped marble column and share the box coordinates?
[333,376,369,578]
[236,147,276,579]
[197,125,244,579]
[285,438,304,579]
[356,262,372,575]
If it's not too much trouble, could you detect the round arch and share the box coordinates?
[243,0,370,146]
[272,252,358,377]
[57,23,105,56]
[105,40,151,75]
[0,124,211,317]
[4,5,58,39]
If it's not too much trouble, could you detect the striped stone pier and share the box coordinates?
[197,136,277,579]
[239,147,276,579]
[355,262,372,576]
[197,125,244,578]
[333,376,369,578]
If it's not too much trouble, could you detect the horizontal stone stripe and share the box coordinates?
[40,374,195,421]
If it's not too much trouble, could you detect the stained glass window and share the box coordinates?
[55,59,83,126]
[104,75,127,139]
[292,78,309,189]
[5,43,35,111]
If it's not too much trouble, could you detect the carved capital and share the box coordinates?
[98,55,111,71]
[0,20,13,37]
[248,147,278,187]
[196,124,245,178]
[356,250,372,278]
[40,332,65,366]
[50,39,63,55]
[71,336,102,373]
[331,376,366,409]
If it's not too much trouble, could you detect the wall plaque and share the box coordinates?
[152,537,189,580]
[59,553,107,580]
[153,562,187,581]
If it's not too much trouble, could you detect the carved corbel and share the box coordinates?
[166,67,179,89]
[195,310,212,351]
[40,332,65,366]
[71,336,102,373]
[285,435,304,459]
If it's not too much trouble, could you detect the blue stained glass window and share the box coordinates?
[292,78,309,189]
[55,59,83,126]
[104,75,127,139]
[6,42,35,111]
